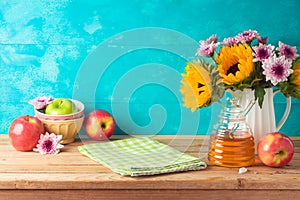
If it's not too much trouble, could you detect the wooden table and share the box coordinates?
[0,134,299,200]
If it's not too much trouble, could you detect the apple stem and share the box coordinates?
[25,115,30,121]
[101,123,106,130]
[276,150,285,157]
[59,100,63,108]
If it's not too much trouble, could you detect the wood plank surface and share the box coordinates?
[0,134,300,200]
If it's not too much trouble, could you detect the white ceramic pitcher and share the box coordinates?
[240,88,291,150]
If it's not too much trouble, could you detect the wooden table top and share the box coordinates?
[0,134,299,200]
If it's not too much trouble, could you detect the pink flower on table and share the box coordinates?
[33,132,64,155]
[262,55,293,86]
[252,43,275,62]
[277,41,299,60]
[235,29,260,43]
[29,96,53,109]
[196,34,220,57]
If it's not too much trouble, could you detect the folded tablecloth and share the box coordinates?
[78,137,206,176]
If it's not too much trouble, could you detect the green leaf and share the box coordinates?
[254,86,266,108]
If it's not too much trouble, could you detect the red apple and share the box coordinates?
[9,115,45,151]
[84,110,115,140]
[257,132,294,167]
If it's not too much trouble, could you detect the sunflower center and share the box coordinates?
[226,63,240,76]
[198,82,205,94]
[198,82,205,88]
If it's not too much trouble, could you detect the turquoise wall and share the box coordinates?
[1,0,300,136]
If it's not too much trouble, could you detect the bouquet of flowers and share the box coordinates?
[180,30,300,111]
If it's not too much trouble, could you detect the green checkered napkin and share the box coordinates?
[78,137,206,176]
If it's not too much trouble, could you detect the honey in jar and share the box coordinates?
[208,96,255,167]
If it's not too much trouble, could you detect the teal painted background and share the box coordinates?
[1,0,300,136]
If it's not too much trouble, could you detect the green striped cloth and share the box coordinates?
[78,137,206,176]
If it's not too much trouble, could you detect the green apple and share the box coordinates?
[45,98,76,115]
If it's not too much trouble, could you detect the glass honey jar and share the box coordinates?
[208,95,255,168]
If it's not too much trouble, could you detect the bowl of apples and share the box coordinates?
[32,97,85,144]
[34,98,84,121]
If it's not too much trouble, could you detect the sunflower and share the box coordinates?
[180,61,213,111]
[291,59,300,90]
[278,58,300,99]
[216,43,254,86]
[290,59,300,98]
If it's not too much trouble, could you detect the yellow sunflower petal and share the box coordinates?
[291,60,300,86]
[180,61,213,111]
[216,43,254,86]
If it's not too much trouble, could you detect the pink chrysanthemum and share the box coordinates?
[277,41,299,60]
[258,36,268,44]
[29,96,53,109]
[205,34,218,44]
[235,29,259,43]
[252,43,275,62]
[196,34,220,57]
[222,37,238,46]
[33,132,64,155]
[262,55,293,85]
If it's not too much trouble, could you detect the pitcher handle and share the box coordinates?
[273,90,291,131]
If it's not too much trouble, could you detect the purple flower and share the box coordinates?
[222,37,238,46]
[196,34,220,57]
[262,55,293,85]
[252,43,275,62]
[29,96,53,109]
[33,132,64,155]
[197,42,219,57]
[277,41,299,60]
[235,29,260,43]
[258,36,268,44]
[205,34,218,44]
